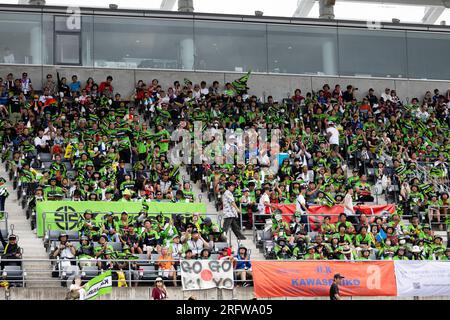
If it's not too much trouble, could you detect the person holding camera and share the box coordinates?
[0,231,22,269]
[182,228,209,258]
[53,233,76,260]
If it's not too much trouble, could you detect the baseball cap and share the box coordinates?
[334,273,345,279]
[204,217,212,224]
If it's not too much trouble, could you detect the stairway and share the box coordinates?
[0,164,58,288]
[182,167,265,260]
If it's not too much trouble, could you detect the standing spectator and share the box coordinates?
[151,277,167,300]
[58,77,70,97]
[342,85,355,103]
[381,88,391,102]
[34,129,50,153]
[295,185,309,231]
[326,121,339,151]
[343,188,357,224]
[3,47,15,64]
[99,75,114,98]
[69,75,81,95]
[222,182,246,240]
[20,72,33,96]
[44,74,57,96]
[330,273,344,300]
[0,177,9,212]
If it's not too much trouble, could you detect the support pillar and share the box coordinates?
[319,0,335,19]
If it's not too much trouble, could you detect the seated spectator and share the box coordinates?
[182,228,209,258]
[119,225,142,254]
[141,219,163,255]
[234,246,252,287]
[76,236,95,267]
[200,217,226,243]
[102,212,120,243]
[94,234,114,267]
[0,232,22,269]
[199,248,211,260]
[157,246,176,287]
[338,245,356,261]
[333,223,353,247]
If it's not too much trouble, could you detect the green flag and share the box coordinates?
[82,270,112,300]
[232,70,251,95]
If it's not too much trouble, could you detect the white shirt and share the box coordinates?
[223,190,238,218]
[326,126,339,145]
[34,135,49,147]
[187,238,204,256]
[3,53,14,64]
[343,194,354,216]
[200,87,209,95]
[296,194,306,214]
[381,92,391,102]
[259,193,270,214]
[415,110,429,122]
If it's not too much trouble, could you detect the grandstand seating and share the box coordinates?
[0,70,449,287]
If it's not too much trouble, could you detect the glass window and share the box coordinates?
[55,33,80,65]
[267,24,338,75]
[93,17,193,69]
[82,16,94,67]
[194,21,267,72]
[338,28,407,78]
[406,31,450,80]
[0,12,42,65]
[43,14,54,65]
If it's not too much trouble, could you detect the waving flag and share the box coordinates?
[81,270,112,300]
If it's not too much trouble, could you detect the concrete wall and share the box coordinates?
[2,65,450,102]
[1,287,449,300]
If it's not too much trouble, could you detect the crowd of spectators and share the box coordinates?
[0,70,449,279]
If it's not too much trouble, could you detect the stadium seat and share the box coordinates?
[214,242,228,252]
[2,266,24,287]
[135,254,151,266]
[81,266,99,280]
[150,253,159,262]
[39,153,52,161]
[65,230,79,241]
[48,230,61,241]
[139,265,157,283]
[210,253,219,260]
[109,242,122,252]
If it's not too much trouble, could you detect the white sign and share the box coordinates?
[180,259,234,291]
[394,261,450,297]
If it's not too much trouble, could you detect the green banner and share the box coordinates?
[36,201,207,237]
[82,270,112,300]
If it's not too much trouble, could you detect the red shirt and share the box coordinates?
[99,81,113,94]
[151,287,167,300]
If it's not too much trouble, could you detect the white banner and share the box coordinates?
[180,259,234,291]
[394,261,450,297]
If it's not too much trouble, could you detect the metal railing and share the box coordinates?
[41,211,224,238]
[0,258,253,288]
[1,257,449,289]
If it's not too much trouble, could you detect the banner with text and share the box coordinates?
[81,270,112,300]
[36,201,206,237]
[394,261,450,297]
[252,260,397,298]
[180,259,234,291]
[272,204,396,231]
